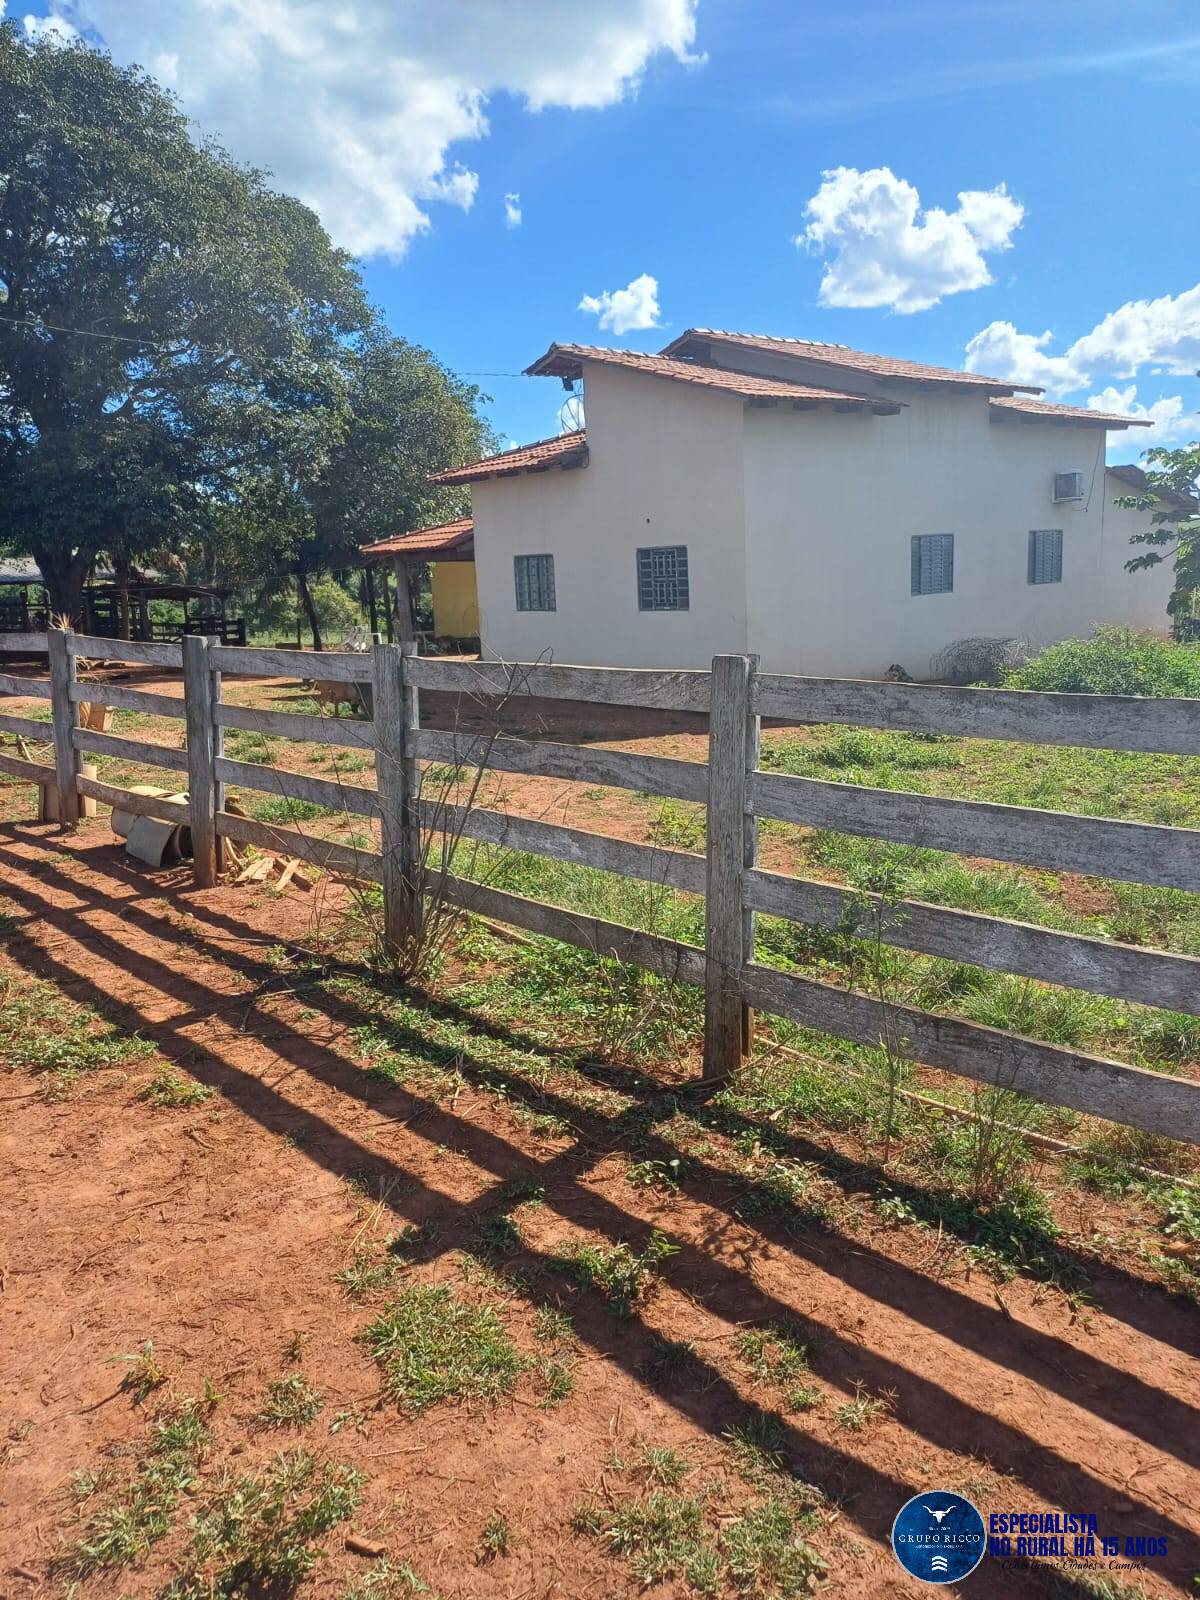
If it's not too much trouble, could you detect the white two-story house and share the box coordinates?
[378,329,1174,679]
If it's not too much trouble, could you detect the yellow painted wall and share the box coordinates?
[432,561,480,637]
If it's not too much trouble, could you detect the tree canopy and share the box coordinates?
[1120,443,1200,621]
[0,23,492,630]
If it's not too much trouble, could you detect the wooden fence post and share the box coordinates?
[183,633,220,887]
[704,653,757,1077]
[741,654,761,1054]
[374,639,423,957]
[46,626,80,827]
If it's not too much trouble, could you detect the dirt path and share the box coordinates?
[0,823,1198,1597]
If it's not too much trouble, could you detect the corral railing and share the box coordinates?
[3,629,1200,1147]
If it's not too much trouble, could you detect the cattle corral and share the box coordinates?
[1,632,1198,1597]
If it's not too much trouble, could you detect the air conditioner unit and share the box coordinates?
[1053,470,1084,503]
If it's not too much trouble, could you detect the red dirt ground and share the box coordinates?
[1,821,1198,1598]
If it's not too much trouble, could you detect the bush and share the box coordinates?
[1004,627,1200,697]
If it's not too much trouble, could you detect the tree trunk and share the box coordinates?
[296,566,323,651]
[34,549,89,628]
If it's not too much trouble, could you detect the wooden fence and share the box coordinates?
[3,629,1200,1147]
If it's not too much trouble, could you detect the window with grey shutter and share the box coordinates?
[514,553,556,611]
[1027,529,1063,585]
[636,545,689,611]
[910,534,954,595]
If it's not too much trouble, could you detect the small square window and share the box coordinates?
[1028,529,1063,585]
[514,553,556,611]
[637,545,689,611]
[911,534,954,595]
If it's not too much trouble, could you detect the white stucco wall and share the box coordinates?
[469,354,1175,678]
[472,362,748,669]
[741,395,1174,679]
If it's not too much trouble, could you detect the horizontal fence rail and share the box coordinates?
[3,631,1199,1146]
[752,674,1200,755]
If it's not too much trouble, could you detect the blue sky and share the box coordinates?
[19,0,1200,461]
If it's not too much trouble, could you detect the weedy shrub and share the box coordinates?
[1005,626,1200,698]
[559,1230,679,1315]
[165,1451,362,1598]
[358,1283,526,1411]
[138,1067,214,1109]
[256,1374,324,1429]
[57,1396,214,1576]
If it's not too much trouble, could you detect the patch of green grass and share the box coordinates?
[558,1230,679,1316]
[335,1251,403,1299]
[537,1356,576,1405]
[224,729,279,764]
[116,1342,168,1405]
[256,1374,324,1430]
[138,1067,215,1109]
[533,1305,575,1344]
[344,1555,440,1598]
[165,1449,362,1599]
[640,1444,690,1487]
[58,1396,214,1577]
[478,1510,512,1560]
[245,794,335,825]
[358,1283,527,1413]
[0,974,156,1093]
[736,1323,812,1390]
[573,1478,824,1597]
[833,1382,894,1432]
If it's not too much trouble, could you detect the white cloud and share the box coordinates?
[1088,385,1195,451]
[578,272,661,335]
[23,12,79,42]
[42,0,699,257]
[504,192,522,229]
[797,166,1024,314]
[967,284,1200,394]
[1071,285,1200,378]
[964,321,1086,397]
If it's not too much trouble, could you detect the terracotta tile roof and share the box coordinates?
[1107,464,1198,511]
[524,344,902,412]
[659,328,1040,394]
[427,430,588,485]
[360,517,474,561]
[990,395,1151,429]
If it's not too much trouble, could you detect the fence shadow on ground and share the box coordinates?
[0,823,1195,1599]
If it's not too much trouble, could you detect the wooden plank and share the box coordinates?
[751,771,1200,892]
[421,797,707,893]
[215,702,376,748]
[183,635,219,888]
[738,961,1200,1144]
[72,727,190,774]
[705,655,755,1075]
[215,809,384,882]
[0,751,54,785]
[47,629,80,825]
[745,868,1200,1016]
[0,711,53,742]
[742,659,761,1055]
[0,632,48,654]
[76,774,191,825]
[374,641,419,954]
[68,634,182,668]
[214,755,380,817]
[210,644,372,682]
[412,726,708,804]
[0,673,52,700]
[753,673,1200,756]
[406,655,711,712]
[431,870,707,986]
[68,682,186,719]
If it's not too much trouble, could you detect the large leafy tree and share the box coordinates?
[213,327,495,648]
[1120,443,1200,621]
[0,22,369,619]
